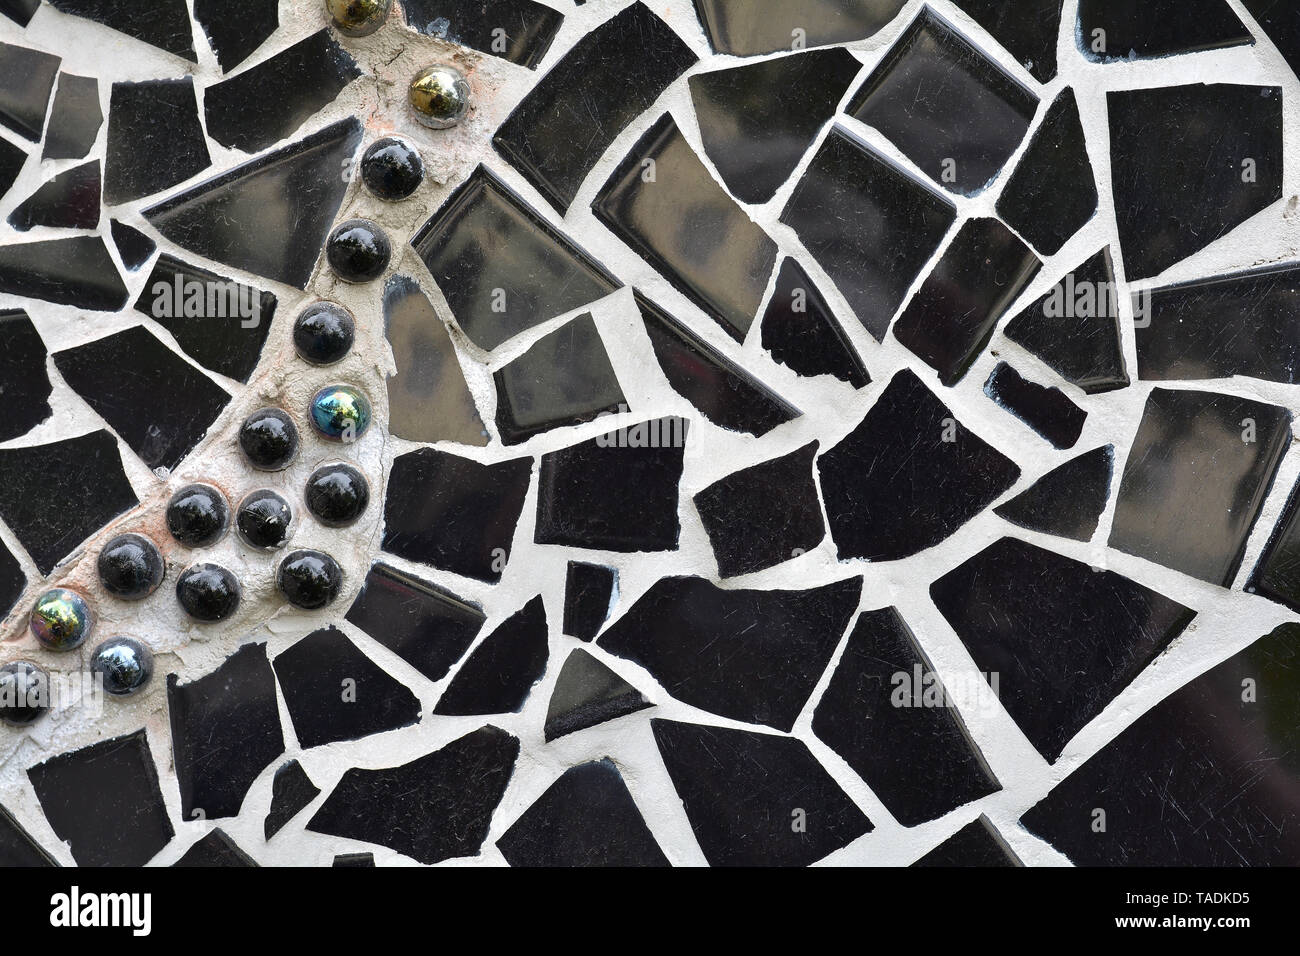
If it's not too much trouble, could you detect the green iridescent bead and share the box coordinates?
[30,588,93,652]
[310,385,372,442]
[326,0,391,37]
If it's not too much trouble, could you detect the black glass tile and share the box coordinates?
[383,275,487,446]
[144,118,364,289]
[1078,0,1252,61]
[848,8,1038,196]
[984,362,1086,449]
[892,217,1042,386]
[1108,84,1282,280]
[8,159,99,231]
[307,725,520,865]
[383,449,533,582]
[1002,247,1129,394]
[265,760,320,840]
[0,802,56,866]
[494,313,627,445]
[345,562,487,682]
[273,626,421,748]
[652,719,871,867]
[1020,622,1300,865]
[173,829,257,867]
[53,325,231,472]
[402,0,564,69]
[0,236,127,310]
[545,648,650,741]
[0,309,52,442]
[911,816,1021,867]
[692,0,904,56]
[204,30,361,154]
[48,0,196,60]
[195,0,279,72]
[535,417,686,553]
[0,41,58,142]
[1110,388,1292,586]
[0,430,137,575]
[0,0,38,27]
[760,258,869,388]
[600,576,861,731]
[0,537,23,620]
[43,73,101,161]
[497,759,668,867]
[563,561,616,641]
[996,89,1098,256]
[780,126,956,340]
[637,293,799,436]
[932,536,1196,761]
[27,729,174,867]
[818,369,1020,562]
[0,136,25,199]
[110,219,155,271]
[104,78,211,205]
[492,2,694,213]
[133,254,276,383]
[1249,476,1300,613]
[995,445,1114,543]
[950,0,1062,82]
[332,852,374,867]
[689,48,861,205]
[434,597,549,716]
[593,114,778,343]
[1241,1,1300,79]
[812,607,1001,826]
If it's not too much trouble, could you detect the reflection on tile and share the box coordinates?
[105,78,211,205]
[0,310,52,442]
[1109,388,1292,586]
[110,219,156,271]
[562,561,616,641]
[984,363,1086,449]
[173,829,258,867]
[1021,622,1300,865]
[600,575,861,731]
[0,537,23,621]
[780,126,955,340]
[403,0,564,69]
[492,2,695,213]
[0,0,39,27]
[689,49,861,205]
[1077,0,1252,61]
[812,607,1000,826]
[848,8,1038,195]
[932,536,1196,761]
[692,0,904,56]
[818,370,1020,561]
[760,258,869,388]
[0,802,56,866]
[1108,84,1282,280]
[48,0,197,61]
[912,816,1021,867]
[0,136,24,199]
[43,73,101,161]
[545,649,649,741]
[265,760,319,840]
[434,597,549,716]
[1241,1,1300,79]
[8,160,100,231]
[411,165,620,351]
[1248,476,1300,613]
[994,445,1114,542]
[652,719,871,866]
[0,41,59,142]
[194,0,279,72]
[593,114,778,342]
[950,0,1063,82]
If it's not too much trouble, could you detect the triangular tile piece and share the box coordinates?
[173,829,258,867]
[760,258,869,387]
[0,535,24,621]
[195,0,279,73]
[265,760,320,840]
[0,137,25,198]
[435,597,549,716]
[995,446,1114,542]
[544,649,650,741]
[1078,0,1252,61]
[8,160,100,231]
[0,1,39,27]
[47,0,197,61]
[0,802,57,866]
[110,219,155,271]
[950,0,1062,82]
[912,816,1021,867]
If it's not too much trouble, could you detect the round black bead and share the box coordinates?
[239,408,299,471]
[166,484,229,548]
[326,218,391,283]
[361,137,424,201]
[97,533,165,600]
[0,661,49,726]
[278,549,343,610]
[90,637,154,697]
[236,490,293,551]
[176,564,241,622]
[293,302,355,365]
[305,463,370,528]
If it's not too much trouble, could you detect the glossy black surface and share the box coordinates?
[545,648,649,741]
[1077,0,1252,61]
[0,40,58,142]
[812,607,1001,826]
[994,445,1114,543]
[0,661,47,726]
[305,463,369,528]
[1108,84,1282,280]
[0,0,38,27]
[892,217,1042,386]
[0,310,52,442]
[780,125,956,340]
[817,370,1020,561]
[43,73,101,160]
[0,236,127,310]
[332,852,374,867]
[195,0,279,72]
[277,550,343,611]
[110,219,156,272]
[8,160,100,231]
[97,533,164,600]
[327,218,390,284]
[932,536,1196,760]
[951,0,1062,81]
[600,576,861,731]
[236,489,292,551]
[360,137,423,201]
[593,114,778,343]
[239,408,298,471]
[173,829,257,867]
[175,563,242,622]
[0,539,23,621]
[265,760,319,840]
[104,78,211,205]
[760,258,869,388]
[984,362,1086,449]
[1110,388,1292,586]
[435,596,549,716]
[402,0,564,69]
[294,301,355,366]
[912,816,1021,867]
[1241,1,1300,78]
[562,561,616,642]
[0,801,55,866]
[1248,474,1300,613]
[48,0,196,60]
[0,136,24,200]
[166,484,229,548]
[90,637,153,696]
[692,0,904,56]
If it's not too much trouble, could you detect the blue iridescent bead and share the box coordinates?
[29,588,93,652]
[90,637,154,697]
[309,385,372,442]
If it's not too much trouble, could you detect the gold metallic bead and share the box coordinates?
[326,0,391,38]
[409,66,470,129]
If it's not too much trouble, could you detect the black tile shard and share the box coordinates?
[307,725,520,865]
[1110,388,1292,586]
[493,313,626,445]
[411,165,620,351]
[545,649,649,741]
[637,293,799,436]
[1108,84,1282,280]
[812,607,1001,826]
[535,417,686,552]
[0,0,38,27]
[912,816,1021,867]
[8,160,100,231]
[692,0,905,56]
[689,48,861,205]
[168,643,284,820]
[0,136,25,198]
[195,0,279,72]
[781,125,956,340]
[1078,0,1252,61]
[995,445,1114,542]
[144,118,363,289]
[1249,477,1300,613]
[817,370,1021,562]
[1241,1,1300,80]
[1021,622,1300,865]
[563,561,617,641]
[48,0,196,60]
[1003,247,1129,394]
[435,597,549,716]
[0,537,23,621]
[27,730,174,867]
[760,258,870,388]
[0,310,52,442]
[383,449,533,582]
[892,217,1042,386]
[498,759,668,866]
[134,254,276,383]
[653,719,872,866]
[205,30,361,154]
[265,760,320,839]
[600,576,861,731]
[984,363,1086,449]
[0,41,58,142]
[0,430,137,575]
[950,0,1063,82]
[996,89,1098,256]
[0,236,126,310]
[173,829,257,867]
[403,0,564,69]
[492,2,695,212]
[104,78,211,205]
[0,802,56,866]
[848,8,1038,196]
[932,536,1196,761]
[110,219,155,271]
[43,73,101,161]
[332,852,374,867]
